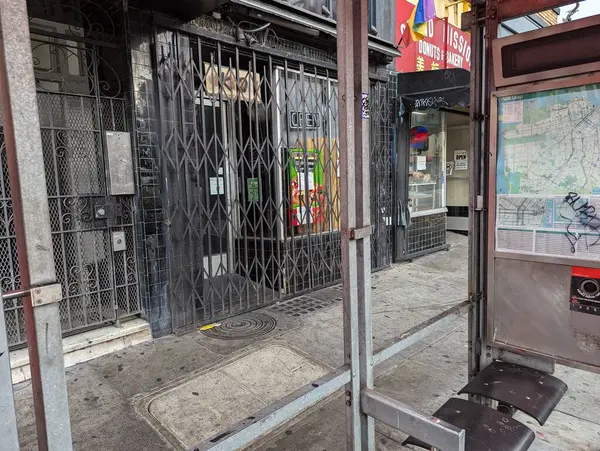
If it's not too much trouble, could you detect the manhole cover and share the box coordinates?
[200,312,277,340]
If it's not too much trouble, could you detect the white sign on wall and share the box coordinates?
[454,150,468,171]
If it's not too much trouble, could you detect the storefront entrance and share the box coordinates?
[394,69,470,261]
[155,29,393,331]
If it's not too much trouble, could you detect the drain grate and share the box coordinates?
[200,312,277,340]
[270,295,340,317]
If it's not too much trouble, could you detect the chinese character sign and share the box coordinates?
[396,0,471,73]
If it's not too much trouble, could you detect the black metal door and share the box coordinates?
[154,28,394,332]
[34,35,141,334]
[2,21,142,348]
[370,80,394,270]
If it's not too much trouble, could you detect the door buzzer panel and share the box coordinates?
[570,267,600,316]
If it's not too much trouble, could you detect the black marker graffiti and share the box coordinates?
[560,192,600,253]
[414,96,449,110]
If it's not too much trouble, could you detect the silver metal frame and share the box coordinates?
[190,300,470,450]
[486,71,600,372]
[361,389,466,450]
[0,1,469,450]
[0,0,73,449]
[189,0,469,448]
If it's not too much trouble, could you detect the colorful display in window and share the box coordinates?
[288,148,325,229]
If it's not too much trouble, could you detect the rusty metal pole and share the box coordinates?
[0,1,72,450]
[337,0,374,449]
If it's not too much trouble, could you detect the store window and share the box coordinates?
[289,0,336,19]
[275,68,340,237]
[408,110,446,215]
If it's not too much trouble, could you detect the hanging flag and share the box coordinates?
[414,0,437,26]
[400,0,437,47]
[400,5,426,46]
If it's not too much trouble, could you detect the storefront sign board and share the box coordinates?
[204,63,262,102]
[395,0,471,73]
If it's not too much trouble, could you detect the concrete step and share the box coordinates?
[10,318,151,384]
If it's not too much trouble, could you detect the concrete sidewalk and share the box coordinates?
[13,233,600,450]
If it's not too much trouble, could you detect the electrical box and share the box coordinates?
[105,131,135,196]
[112,231,127,252]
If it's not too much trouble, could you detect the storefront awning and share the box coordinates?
[397,68,470,111]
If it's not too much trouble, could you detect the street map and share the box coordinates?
[495,83,600,259]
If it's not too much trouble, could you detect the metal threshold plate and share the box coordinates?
[403,398,535,451]
[458,361,568,425]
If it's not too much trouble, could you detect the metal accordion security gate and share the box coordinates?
[155,28,393,331]
[1,5,142,348]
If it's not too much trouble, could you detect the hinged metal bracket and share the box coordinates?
[469,291,484,305]
[475,195,484,211]
[475,339,482,356]
[342,225,372,240]
[31,284,63,307]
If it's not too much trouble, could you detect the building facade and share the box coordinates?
[1,0,400,346]
[393,0,560,259]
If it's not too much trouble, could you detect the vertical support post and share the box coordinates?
[337,0,374,449]
[467,4,484,384]
[0,1,72,450]
[0,290,20,450]
[479,0,498,372]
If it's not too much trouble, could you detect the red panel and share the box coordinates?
[395,0,471,73]
[572,266,600,279]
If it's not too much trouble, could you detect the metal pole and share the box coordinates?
[0,1,72,450]
[467,2,483,385]
[479,0,498,373]
[337,0,374,449]
[361,389,466,450]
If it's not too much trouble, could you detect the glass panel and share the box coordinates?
[278,69,340,237]
[495,83,600,260]
[408,110,446,214]
[288,0,336,19]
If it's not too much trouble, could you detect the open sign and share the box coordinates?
[288,111,321,130]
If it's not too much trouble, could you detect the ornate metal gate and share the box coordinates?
[1,5,141,348]
[155,29,393,331]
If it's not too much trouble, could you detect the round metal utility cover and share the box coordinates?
[200,312,277,340]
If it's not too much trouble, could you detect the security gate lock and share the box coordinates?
[94,197,123,226]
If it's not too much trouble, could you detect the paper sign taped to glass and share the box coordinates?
[495,83,600,260]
